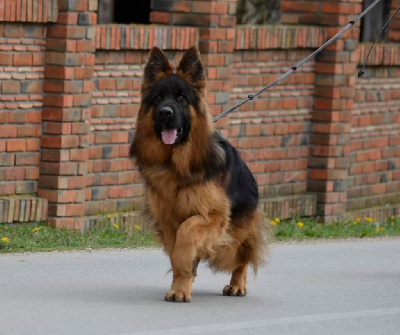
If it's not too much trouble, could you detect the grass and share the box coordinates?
[1,215,400,253]
[272,215,400,241]
[0,219,156,254]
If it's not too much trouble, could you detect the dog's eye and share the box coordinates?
[176,95,184,102]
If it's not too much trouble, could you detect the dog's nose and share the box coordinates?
[158,106,174,119]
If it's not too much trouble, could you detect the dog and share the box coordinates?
[130,46,269,302]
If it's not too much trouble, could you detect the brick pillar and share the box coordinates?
[282,0,362,223]
[388,0,400,42]
[150,0,238,129]
[39,0,97,229]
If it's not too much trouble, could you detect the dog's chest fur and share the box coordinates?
[142,164,230,229]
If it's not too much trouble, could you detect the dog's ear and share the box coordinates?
[177,47,204,88]
[144,47,171,84]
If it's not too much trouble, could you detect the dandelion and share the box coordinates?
[1,237,10,243]
[356,217,361,222]
[390,216,395,221]
[376,227,385,233]
[365,217,375,223]
[297,222,304,228]
[113,224,119,229]
[353,221,358,225]
[134,225,140,230]
[270,220,276,226]
[274,218,281,223]
[32,227,40,233]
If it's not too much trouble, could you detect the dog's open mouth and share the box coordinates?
[161,127,183,145]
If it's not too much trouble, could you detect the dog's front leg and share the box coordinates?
[165,214,227,302]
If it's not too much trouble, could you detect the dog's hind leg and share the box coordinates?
[165,214,228,303]
[223,263,248,296]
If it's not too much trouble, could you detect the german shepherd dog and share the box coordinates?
[130,46,269,302]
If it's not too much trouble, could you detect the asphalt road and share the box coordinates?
[1,239,400,335]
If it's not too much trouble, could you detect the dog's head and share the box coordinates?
[140,46,206,146]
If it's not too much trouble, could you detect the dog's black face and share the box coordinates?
[144,74,198,145]
[139,46,205,146]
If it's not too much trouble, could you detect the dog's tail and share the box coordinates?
[251,209,274,275]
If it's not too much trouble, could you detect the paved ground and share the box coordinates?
[1,239,400,335]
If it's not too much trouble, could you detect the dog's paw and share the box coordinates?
[165,290,192,303]
[222,285,246,297]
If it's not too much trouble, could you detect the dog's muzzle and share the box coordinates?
[156,106,181,145]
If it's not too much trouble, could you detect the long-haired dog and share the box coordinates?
[130,46,269,302]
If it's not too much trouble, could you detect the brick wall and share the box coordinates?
[37,0,97,229]
[389,0,400,42]
[1,0,400,227]
[230,26,327,201]
[0,0,57,222]
[348,43,400,220]
[0,24,45,196]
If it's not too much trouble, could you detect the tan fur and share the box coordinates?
[132,47,268,302]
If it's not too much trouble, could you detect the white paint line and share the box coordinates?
[126,307,400,335]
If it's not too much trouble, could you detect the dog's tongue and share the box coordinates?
[161,129,177,145]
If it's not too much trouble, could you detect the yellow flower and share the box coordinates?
[390,216,395,220]
[352,221,357,225]
[365,217,375,223]
[356,217,361,222]
[134,225,140,230]
[270,220,276,226]
[107,216,112,220]
[376,227,385,233]
[32,227,40,233]
[274,218,281,223]
[113,224,119,229]
[1,237,10,243]
[297,222,304,228]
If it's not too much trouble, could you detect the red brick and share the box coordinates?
[41,149,70,162]
[110,159,128,172]
[149,11,170,24]
[0,53,12,65]
[281,1,319,13]
[101,174,119,186]
[68,176,87,189]
[21,81,42,94]
[6,139,26,152]
[44,94,74,108]
[111,132,129,144]
[66,204,85,216]
[321,3,359,15]
[5,167,25,180]
[13,53,33,66]
[16,153,40,166]
[17,125,41,137]
[0,183,16,195]
[2,81,21,94]
[45,66,75,79]
[109,186,126,199]
[57,12,79,24]
[26,138,41,151]
[0,125,17,138]
[44,122,72,135]
[69,148,88,161]
[47,217,76,230]
[173,1,191,13]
